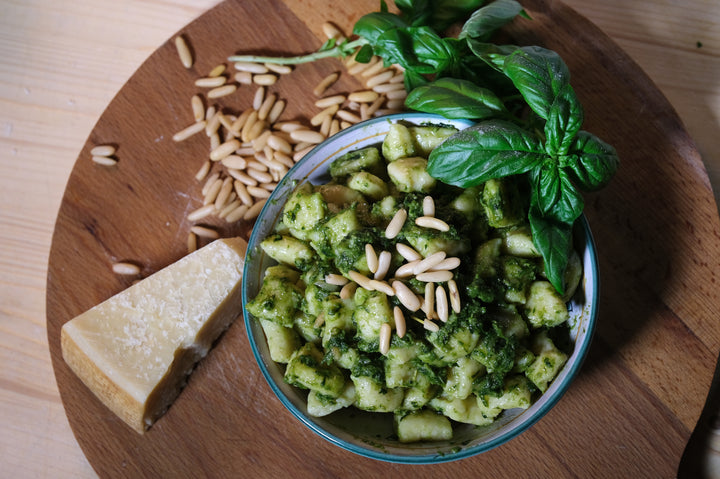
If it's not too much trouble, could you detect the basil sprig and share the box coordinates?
[425,45,618,292]
[228,0,619,294]
[355,2,618,293]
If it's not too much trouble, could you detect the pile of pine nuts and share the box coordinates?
[327,195,462,354]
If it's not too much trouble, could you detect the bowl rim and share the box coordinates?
[241,113,600,464]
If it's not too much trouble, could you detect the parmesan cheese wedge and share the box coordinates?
[61,237,248,434]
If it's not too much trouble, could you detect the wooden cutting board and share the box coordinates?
[46,0,720,476]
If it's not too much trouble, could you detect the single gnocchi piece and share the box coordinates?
[395,409,453,443]
[387,157,437,193]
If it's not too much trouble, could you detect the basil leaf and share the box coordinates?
[405,77,506,119]
[353,12,409,46]
[397,0,484,30]
[528,203,573,294]
[503,46,571,120]
[530,163,584,223]
[427,120,544,187]
[374,26,456,74]
[544,83,583,156]
[465,40,519,71]
[564,131,620,190]
[459,0,524,41]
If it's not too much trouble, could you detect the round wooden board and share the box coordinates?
[46,0,720,476]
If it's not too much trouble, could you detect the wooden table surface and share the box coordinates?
[2,0,719,477]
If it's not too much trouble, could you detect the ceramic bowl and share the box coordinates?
[241,113,598,464]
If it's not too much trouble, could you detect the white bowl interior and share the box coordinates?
[242,113,598,463]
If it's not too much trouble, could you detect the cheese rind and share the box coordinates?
[61,237,248,433]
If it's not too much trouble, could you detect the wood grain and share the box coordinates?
[0,0,716,476]
[41,0,720,477]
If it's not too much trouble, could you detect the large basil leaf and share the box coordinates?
[503,46,571,120]
[528,203,573,294]
[459,0,524,41]
[405,77,506,119]
[544,83,583,156]
[427,120,544,187]
[564,131,620,190]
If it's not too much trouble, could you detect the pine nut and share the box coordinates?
[374,251,391,280]
[208,84,237,98]
[394,306,407,338]
[195,76,227,88]
[416,270,454,283]
[221,155,248,170]
[436,285,449,322]
[413,251,446,275]
[424,282,435,319]
[234,62,268,74]
[174,35,193,68]
[385,208,407,239]
[365,243,379,273]
[415,216,450,232]
[91,145,116,157]
[313,72,339,96]
[253,74,277,86]
[395,261,419,278]
[339,281,357,300]
[91,156,117,166]
[431,257,461,271]
[392,281,421,312]
[191,225,219,239]
[187,204,215,222]
[231,180,252,206]
[243,199,267,220]
[423,196,435,216]
[369,279,394,296]
[325,273,349,286]
[348,270,373,290]
[396,243,422,262]
[225,203,249,222]
[379,323,391,355]
[210,139,241,161]
[448,279,461,313]
[424,319,440,332]
[315,95,346,108]
[112,262,141,275]
[264,62,293,75]
[290,129,326,144]
[173,121,207,141]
